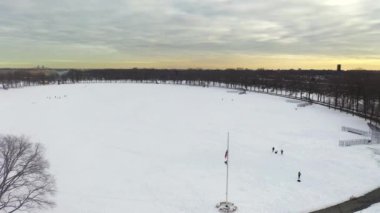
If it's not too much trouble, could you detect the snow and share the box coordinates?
[0,83,379,213]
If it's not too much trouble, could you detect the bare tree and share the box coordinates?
[0,135,56,213]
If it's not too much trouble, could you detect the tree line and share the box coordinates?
[1,68,379,124]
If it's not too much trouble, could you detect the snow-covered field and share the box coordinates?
[0,83,379,213]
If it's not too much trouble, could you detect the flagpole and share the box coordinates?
[217,132,237,212]
[226,132,229,204]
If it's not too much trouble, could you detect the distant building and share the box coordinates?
[337,64,342,72]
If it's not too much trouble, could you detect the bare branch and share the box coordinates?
[0,135,56,212]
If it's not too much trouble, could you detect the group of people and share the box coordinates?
[271,146,302,182]
[46,95,67,100]
[271,147,284,155]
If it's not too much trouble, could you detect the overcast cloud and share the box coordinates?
[0,0,379,68]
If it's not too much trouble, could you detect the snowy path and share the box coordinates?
[356,203,380,213]
[313,187,380,213]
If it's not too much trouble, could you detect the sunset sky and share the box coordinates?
[0,0,379,69]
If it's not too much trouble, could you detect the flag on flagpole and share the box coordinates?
[224,150,228,164]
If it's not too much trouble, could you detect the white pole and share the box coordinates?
[226,132,229,203]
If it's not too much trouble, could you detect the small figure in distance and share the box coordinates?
[297,171,301,182]
[275,150,278,154]
[272,147,275,153]
[281,149,283,155]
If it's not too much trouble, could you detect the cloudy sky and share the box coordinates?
[0,0,379,69]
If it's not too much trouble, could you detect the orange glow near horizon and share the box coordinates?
[1,54,380,70]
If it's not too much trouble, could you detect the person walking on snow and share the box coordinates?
[298,171,302,182]
[272,147,275,153]
[281,149,283,155]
